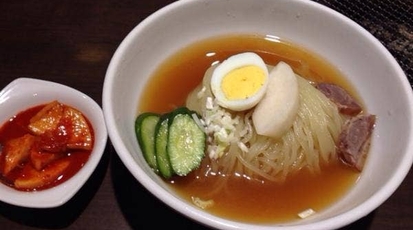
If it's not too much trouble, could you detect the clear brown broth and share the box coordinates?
[138,34,360,224]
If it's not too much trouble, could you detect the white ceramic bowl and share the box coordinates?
[0,78,107,208]
[102,0,413,229]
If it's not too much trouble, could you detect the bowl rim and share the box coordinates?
[103,0,413,229]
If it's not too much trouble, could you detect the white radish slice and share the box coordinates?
[252,61,299,139]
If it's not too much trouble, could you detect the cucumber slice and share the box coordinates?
[155,114,174,178]
[167,108,206,176]
[135,112,160,171]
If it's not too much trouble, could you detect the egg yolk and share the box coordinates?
[221,65,266,100]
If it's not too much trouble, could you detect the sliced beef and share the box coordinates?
[337,114,376,171]
[316,83,362,116]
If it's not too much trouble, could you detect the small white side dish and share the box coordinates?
[0,77,107,208]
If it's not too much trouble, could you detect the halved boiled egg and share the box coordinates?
[210,52,269,111]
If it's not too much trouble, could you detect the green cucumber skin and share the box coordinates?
[155,115,174,179]
[136,107,206,179]
[167,108,206,176]
[135,112,160,171]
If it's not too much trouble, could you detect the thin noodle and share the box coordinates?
[186,66,346,185]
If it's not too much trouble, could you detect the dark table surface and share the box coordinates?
[0,0,412,229]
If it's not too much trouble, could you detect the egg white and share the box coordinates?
[210,52,269,111]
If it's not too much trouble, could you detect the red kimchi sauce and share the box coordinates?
[0,103,94,191]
